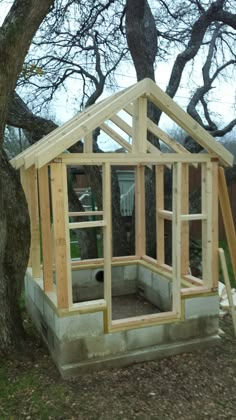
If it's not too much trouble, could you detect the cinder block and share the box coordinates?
[85,332,126,359]
[43,300,55,330]
[123,265,137,281]
[54,311,104,340]
[185,296,219,319]
[126,325,164,351]
[138,265,153,287]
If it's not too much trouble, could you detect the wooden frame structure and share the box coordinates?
[12,78,234,333]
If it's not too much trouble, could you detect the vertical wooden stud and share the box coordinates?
[156,165,164,264]
[172,162,182,315]
[181,164,189,275]
[51,162,72,309]
[28,165,41,277]
[135,165,146,257]
[201,161,213,288]
[218,166,236,281]
[38,165,53,292]
[132,97,147,153]
[103,162,112,331]
[20,167,32,267]
[211,161,219,288]
[84,133,93,153]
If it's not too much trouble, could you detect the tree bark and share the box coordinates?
[0,0,54,355]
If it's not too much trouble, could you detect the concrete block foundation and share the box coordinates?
[25,264,220,378]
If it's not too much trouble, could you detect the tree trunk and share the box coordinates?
[0,149,30,354]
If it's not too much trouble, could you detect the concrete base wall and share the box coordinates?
[25,269,220,379]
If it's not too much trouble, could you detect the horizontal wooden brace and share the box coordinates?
[58,153,213,166]
[180,213,206,221]
[158,209,173,220]
[69,220,105,229]
[69,211,103,217]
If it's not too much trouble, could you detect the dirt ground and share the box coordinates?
[0,314,236,420]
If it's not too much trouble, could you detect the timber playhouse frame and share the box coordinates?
[11,78,235,378]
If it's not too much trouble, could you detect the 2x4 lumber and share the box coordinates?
[100,122,132,152]
[69,211,103,217]
[219,248,236,336]
[158,209,173,220]
[172,162,182,314]
[132,97,147,153]
[135,165,146,257]
[12,91,127,169]
[50,162,72,309]
[211,161,219,288]
[103,162,112,330]
[110,112,162,157]
[28,166,41,277]
[180,213,206,221]
[181,164,189,275]
[218,166,236,280]
[59,152,212,166]
[20,167,32,267]
[35,80,149,168]
[201,162,213,288]
[69,220,105,229]
[147,79,234,167]
[111,311,177,332]
[38,166,53,292]
[156,165,165,264]
[84,133,93,153]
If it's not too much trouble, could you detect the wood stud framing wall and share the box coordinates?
[14,78,231,331]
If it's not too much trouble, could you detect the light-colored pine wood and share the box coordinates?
[135,165,146,257]
[69,211,103,217]
[201,162,213,288]
[148,79,233,167]
[172,162,182,314]
[59,153,212,166]
[51,162,72,309]
[181,164,189,275]
[219,248,236,337]
[132,97,147,153]
[218,167,236,281]
[156,165,165,264]
[28,165,41,277]
[180,213,206,221]
[38,165,53,292]
[20,167,32,267]
[103,162,112,330]
[100,122,132,152]
[84,133,93,153]
[34,81,149,169]
[211,161,219,288]
[111,311,177,332]
[158,209,173,220]
[69,220,105,229]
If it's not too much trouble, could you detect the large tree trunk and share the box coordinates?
[0,0,54,355]
[0,149,30,354]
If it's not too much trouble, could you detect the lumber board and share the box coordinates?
[38,165,53,292]
[201,162,213,288]
[20,167,32,266]
[218,167,236,280]
[211,161,219,288]
[147,79,233,167]
[219,248,236,336]
[69,220,105,229]
[132,97,147,153]
[103,162,112,329]
[84,133,93,153]
[158,209,173,220]
[110,311,177,332]
[34,80,149,168]
[28,166,41,277]
[156,165,165,264]
[172,162,182,314]
[51,162,72,309]
[59,152,212,165]
[69,211,103,217]
[181,163,189,275]
[135,165,146,257]
[100,122,132,152]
